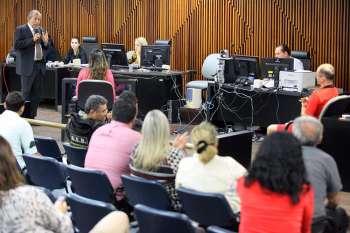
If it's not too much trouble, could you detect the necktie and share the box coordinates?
[35,42,43,61]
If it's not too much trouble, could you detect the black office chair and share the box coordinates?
[81,36,99,57]
[34,136,63,162]
[121,175,172,210]
[134,204,196,233]
[67,193,116,233]
[291,50,311,70]
[207,226,236,233]
[75,80,114,111]
[22,154,68,191]
[319,95,350,120]
[177,187,239,230]
[67,165,116,204]
[63,142,87,167]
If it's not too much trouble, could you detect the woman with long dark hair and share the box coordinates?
[0,136,73,232]
[75,49,116,99]
[237,132,313,233]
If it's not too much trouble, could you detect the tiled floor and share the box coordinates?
[33,104,350,230]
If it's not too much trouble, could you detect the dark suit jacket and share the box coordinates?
[14,24,48,76]
[64,47,88,64]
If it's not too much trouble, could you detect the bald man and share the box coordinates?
[14,10,49,119]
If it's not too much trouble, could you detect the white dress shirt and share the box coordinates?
[293,57,304,70]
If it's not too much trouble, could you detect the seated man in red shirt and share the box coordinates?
[267,63,338,134]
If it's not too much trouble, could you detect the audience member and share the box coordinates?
[44,35,61,62]
[64,37,88,64]
[84,91,141,200]
[75,49,116,99]
[0,92,38,169]
[127,37,148,65]
[0,136,73,232]
[293,116,348,233]
[66,95,109,148]
[267,63,338,134]
[131,110,188,210]
[176,121,246,214]
[238,132,313,233]
[275,44,304,70]
[89,211,129,233]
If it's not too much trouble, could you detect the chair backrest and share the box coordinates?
[67,165,115,204]
[77,80,114,110]
[319,95,350,119]
[34,136,63,161]
[67,193,116,233]
[291,50,311,70]
[177,187,237,228]
[121,174,172,210]
[63,142,87,167]
[134,204,196,233]
[207,226,236,233]
[81,36,99,58]
[22,154,67,190]
[129,164,175,184]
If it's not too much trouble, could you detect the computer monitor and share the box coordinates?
[260,57,294,79]
[101,43,128,67]
[141,45,170,67]
[224,55,259,84]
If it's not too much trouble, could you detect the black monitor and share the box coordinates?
[260,57,294,79]
[101,43,128,67]
[141,45,170,67]
[224,55,259,84]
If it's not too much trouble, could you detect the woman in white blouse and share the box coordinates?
[175,122,247,213]
[0,136,73,233]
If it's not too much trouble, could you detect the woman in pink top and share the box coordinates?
[76,49,116,99]
[237,132,314,233]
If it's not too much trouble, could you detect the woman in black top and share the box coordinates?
[64,37,88,64]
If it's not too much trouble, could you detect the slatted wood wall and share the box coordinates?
[1,0,349,90]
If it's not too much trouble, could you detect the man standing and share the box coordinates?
[14,10,49,118]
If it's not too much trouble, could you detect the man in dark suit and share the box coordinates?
[14,10,49,118]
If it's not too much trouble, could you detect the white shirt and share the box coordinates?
[0,110,37,168]
[293,57,304,70]
[175,154,247,213]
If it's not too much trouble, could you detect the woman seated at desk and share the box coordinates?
[127,37,148,66]
[64,37,88,64]
[76,49,116,99]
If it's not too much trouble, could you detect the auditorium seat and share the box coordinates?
[121,175,172,210]
[67,193,116,233]
[134,204,196,233]
[67,165,117,205]
[318,95,350,120]
[63,142,87,167]
[23,154,68,192]
[177,187,239,230]
[34,136,64,162]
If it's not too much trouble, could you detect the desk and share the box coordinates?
[319,117,350,192]
[0,63,71,110]
[207,83,302,128]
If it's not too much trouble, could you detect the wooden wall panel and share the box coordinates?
[1,0,349,90]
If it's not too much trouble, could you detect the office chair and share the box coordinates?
[63,142,87,167]
[67,193,116,233]
[134,204,196,233]
[67,165,116,204]
[34,136,64,162]
[121,174,172,210]
[81,36,99,58]
[22,154,68,191]
[177,187,239,230]
[75,80,114,111]
[319,95,350,120]
[291,50,311,70]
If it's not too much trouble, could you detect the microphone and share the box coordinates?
[34,27,42,35]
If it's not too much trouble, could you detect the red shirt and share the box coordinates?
[237,177,313,233]
[76,68,116,99]
[304,86,338,118]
